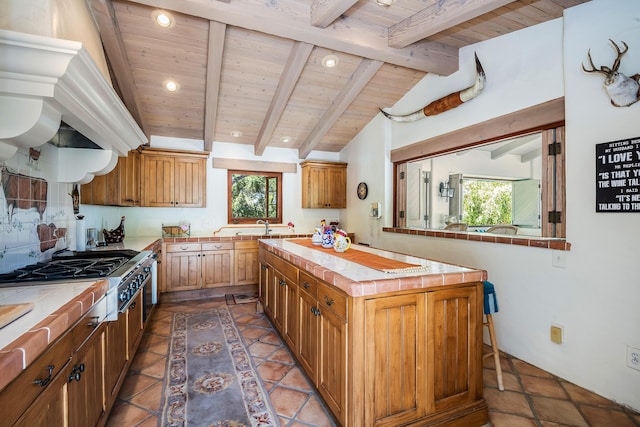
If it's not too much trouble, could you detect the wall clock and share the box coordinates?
[357,182,368,200]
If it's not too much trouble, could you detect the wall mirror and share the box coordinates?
[400,132,550,237]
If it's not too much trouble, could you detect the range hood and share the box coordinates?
[0,28,147,180]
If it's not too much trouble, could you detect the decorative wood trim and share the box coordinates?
[390,98,565,163]
[204,21,227,151]
[255,42,314,156]
[299,59,383,159]
[212,157,298,173]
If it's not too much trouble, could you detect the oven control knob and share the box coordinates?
[120,291,128,301]
[143,266,151,273]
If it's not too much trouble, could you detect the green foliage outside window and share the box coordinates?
[462,179,512,226]
[230,171,281,223]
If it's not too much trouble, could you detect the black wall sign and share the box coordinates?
[595,137,640,212]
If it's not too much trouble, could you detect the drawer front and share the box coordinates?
[71,299,105,350]
[201,241,234,251]
[234,240,258,250]
[166,243,201,252]
[298,271,317,298]
[270,254,298,282]
[0,332,73,425]
[318,282,347,321]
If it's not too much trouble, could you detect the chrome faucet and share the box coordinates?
[256,219,270,235]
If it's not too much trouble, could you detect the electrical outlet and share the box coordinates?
[552,250,566,268]
[550,324,563,344]
[627,345,640,371]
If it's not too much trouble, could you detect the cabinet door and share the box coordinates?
[234,242,259,286]
[304,166,327,208]
[265,265,276,318]
[14,364,69,427]
[364,294,427,427]
[428,286,482,413]
[120,150,140,206]
[297,290,318,382]
[127,292,144,360]
[142,155,175,207]
[105,311,127,403]
[202,250,233,288]
[174,156,206,207]
[326,166,346,208]
[272,270,287,333]
[165,250,201,291]
[282,276,298,350]
[317,306,347,425]
[68,325,105,427]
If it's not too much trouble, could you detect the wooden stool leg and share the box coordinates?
[486,314,504,391]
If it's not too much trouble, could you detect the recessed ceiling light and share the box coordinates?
[375,0,396,6]
[152,10,175,28]
[322,54,339,68]
[280,136,292,143]
[230,130,243,138]
[163,80,179,92]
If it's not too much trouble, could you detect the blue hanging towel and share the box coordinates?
[483,280,499,314]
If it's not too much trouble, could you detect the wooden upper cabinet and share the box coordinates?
[140,148,207,207]
[80,149,140,206]
[120,150,140,206]
[301,160,347,209]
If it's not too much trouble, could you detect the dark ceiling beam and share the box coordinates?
[254,42,314,156]
[310,0,358,28]
[388,0,516,48]
[298,58,383,159]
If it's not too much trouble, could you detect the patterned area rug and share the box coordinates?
[160,305,278,426]
[225,293,259,305]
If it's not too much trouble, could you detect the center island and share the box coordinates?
[258,238,489,427]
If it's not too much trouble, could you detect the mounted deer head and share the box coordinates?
[379,53,486,122]
[582,39,640,107]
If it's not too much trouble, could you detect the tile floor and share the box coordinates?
[106,298,640,427]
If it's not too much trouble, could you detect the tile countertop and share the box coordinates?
[0,280,109,391]
[0,236,160,392]
[259,238,488,297]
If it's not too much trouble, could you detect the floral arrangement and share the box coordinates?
[287,221,295,232]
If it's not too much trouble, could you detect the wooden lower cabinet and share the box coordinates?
[259,249,487,427]
[105,309,128,402]
[234,241,259,286]
[164,242,234,291]
[13,361,69,427]
[68,323,106,427]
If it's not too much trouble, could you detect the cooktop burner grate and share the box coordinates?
[0,256,130,284]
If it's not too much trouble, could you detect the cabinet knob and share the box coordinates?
[279,280,286,286]
[87,316,100,328]
[33,365,54,387]
[324,295,335,306]
[303,282,310,289]
[311,306,320,316]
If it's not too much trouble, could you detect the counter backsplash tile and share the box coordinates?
[0,147,75,274]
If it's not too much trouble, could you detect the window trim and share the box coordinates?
[227,170,283,224]
[392,99,566,242]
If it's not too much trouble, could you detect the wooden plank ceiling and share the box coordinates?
[88,0,588,158]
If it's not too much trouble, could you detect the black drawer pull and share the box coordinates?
[33,365,54,387]
[279,280,286,286]
[303,282,310,289]
[324,296,335,306]
[311,307,320,316]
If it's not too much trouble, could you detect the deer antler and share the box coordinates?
[582,50,611,75]
[609,39,628,72]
